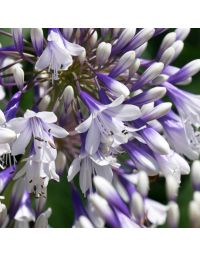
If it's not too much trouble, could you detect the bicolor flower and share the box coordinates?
[35,28,85,80]
[164,82,200,154]
[154,150,190,183]
[16,152,58,196]
[8,110,68,157]
[75,91,142,155]
[159,111,199,160]
[68,150,119,194]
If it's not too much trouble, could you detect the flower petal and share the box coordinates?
[8,117,28,133]
[0,109,6,124]
[0,143,10,155]
[47,123,68,138]
[64,40,85,56]
[0,127,16,144]
[75,114,93,133]
[106,104,141,121]
[79,158,92,194]
[35,47,51,70]
[68,157,81,181]
[11,128,32,155]
[85,121,101,155]
[24,110,37,119]
[107,95,125,108]
[36,111,57,123]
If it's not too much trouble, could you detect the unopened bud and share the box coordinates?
[133,62,164,90]
[175,28,190,41]
[35,208,52,228]
[142,102,172,121]
[78,216,94,228]
[167,201,179,228]
[38,95,51,111]
[160,47,175,66]
[176,77,192,86]
[96,42,112,66]
[78,49,86,65]
[126,28,155,51]
[166,175,179,201]
[31,28,44,56]
[193,191,200,206]
[158,32,176,56]
[135,42,148,57]
[87,202,105,228]
[13,65,24,90]
[89,193,120,227]
[137,171,149,197]
[63,85,74,108]
[191,160,200,190]
[93,176,129,216]
[55,151,67,175]
[171,40,184,60]
[97,73,130,98]
[12,28,23,53]
[35,197,46,216]
[142,127,170,155]
[189,200,200,228]
[110,51,135,78]
[89,30,98,48]
[127,87,166,106]
[112,28,136,53]
[130,192,144,221]
[169,59,200,84]
[151,74,169,85]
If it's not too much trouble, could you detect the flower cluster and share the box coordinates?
[0,28,200,228]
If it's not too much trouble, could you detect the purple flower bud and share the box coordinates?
[126,87,166,106]
[123,143,158,175]
[96,42,112,66]
[109,51,135,78]
[97,73,130,98]
[168,59,200,84]
[12,28,23,53]
[132,62,164,90]
[93,176,130,216]
[124,28,155,52]
[5,91,22,121]
[31,28,44,56]
[112,28,136,54]
[89,193,121,227]
[13,65,24,90]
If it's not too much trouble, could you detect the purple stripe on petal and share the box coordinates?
[0,166,15,193]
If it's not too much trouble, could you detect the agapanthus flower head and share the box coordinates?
[0,28,200,228]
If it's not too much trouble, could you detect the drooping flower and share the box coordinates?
[35,28,85,80]
[15,152,58,196]
[8,110,68,157]
[68,150,119,194]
